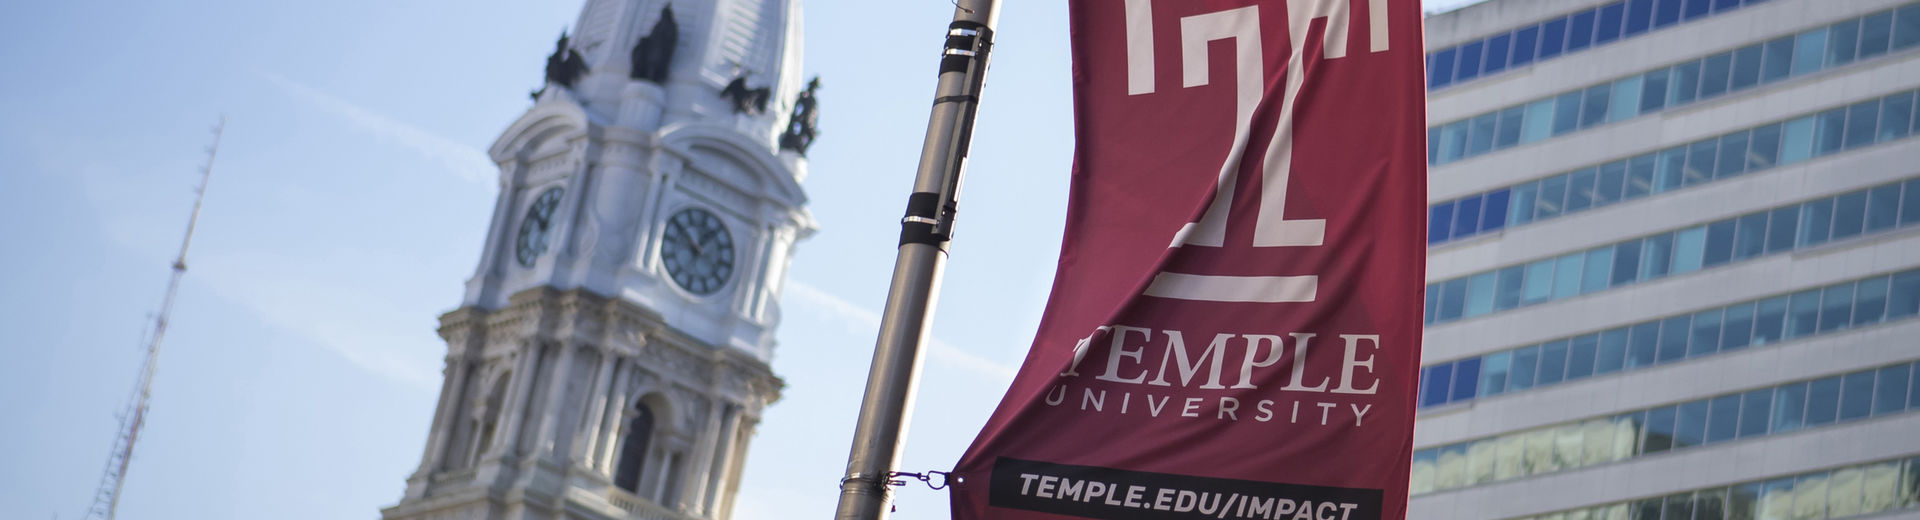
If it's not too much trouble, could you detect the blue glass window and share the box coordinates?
[1873,365,1910,416]
[1510,182,1536,225]
[1833,190,1868,241]
[1553,91,1583,136]
[1540,17,1569,59]
[1672,225,1707,275]
[1566,168,1597,213]
[1612,240,1643,287]
[1906,180,1920,227]
[1627,321,1660,368]
[1711,0,1738,11]
[1737,388,1771,438]
[1761,36,1795,83]
[1705,395,1740,444]
[1430,48,1458,88]
[1700,52,1732,99]
[1781,115,1816,164]
[1536,175,1567,220]
[1749,123,1782,170]
[1818,282,1854,333]
[1537,340,1568,385]
[1840,371,1876,421]
[1674,399,1709,448]
[1861,11,1894,59]
[1753,296,1788,346]
[1596,328,1629,375]
[1596,161,1627,206]
[1703,220,1736,267]
[1583,248,1614,294]
[1422,363,1452,407]
[1640,69,1670,113]
[1855,276,1890,326]
[1597,3,1626,44]
[1793,28,1829,77]
[1670,61,1701,106]
[1568,10,1597,52]
[1897,5,1920,51]
[1829,18,1861,67]
[1786,289,1822,339]
[1765,206,1799,254]
[1467,113,1497,156]
[1429,203,1454,244]
[1773,382,1807,433]
[1495,266,1525,310]
[1806,376,1840,426]
[1438,278,1468,322]
[1723,302,1754,351]
[1684,140,1715,186]
[1510,345,1540,391]
[1867,184,1901,233]
[1643,405,1678,453]
[1522,259,1555,304]
[1654,147,1685,193]
[1511,26,1540,67]
[1846,100,1881,150]
[1800,197,1834,247]
[1716,131,1749,178]
[1453,195,1484,239]
[1581,85,1612,128]
[1567,334,1598,380]
[1465,272,1496,317]
[1451,358,1481,402]
[1657,315,1691,363]
[1485,33,1513,75]
[1653,0,1684,28]
[1480,352,1511,397]
[1882,93,1913,142]
[1681,0,1712,20]
[1689,309,1722,358]
[1730,44,1763,91]
[1521,99,1555,144]
[1494,106,1523,149]
[1458,41,1486,82]
[1481,189,1511,232]
[1626,155,1656,200]
[1641,232,1674,280]
[1626,0,1656,36]
[1733,212,1767,261]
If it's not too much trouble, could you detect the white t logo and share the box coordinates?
[1124,0,1390,303]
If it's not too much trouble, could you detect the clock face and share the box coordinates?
[515,187,565,267]
[660,207,735,295]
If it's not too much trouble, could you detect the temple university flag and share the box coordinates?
[950,1,1426,519]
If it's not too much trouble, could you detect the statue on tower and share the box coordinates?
[719,74,771,115]
[780,77,821,156]
[544,31,589,89]
[630,6,678,83]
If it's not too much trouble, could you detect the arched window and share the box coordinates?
[613,404,655,492]
[466,371,512,468]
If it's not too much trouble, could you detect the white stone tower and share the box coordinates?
[381,1,814,519]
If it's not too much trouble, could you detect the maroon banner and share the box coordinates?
[951,1,1426,519]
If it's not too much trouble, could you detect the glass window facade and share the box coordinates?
[1428,0,1770,90]
[1428,5,1920,166]
[1504,454,1920,519]
[1430,88,1920,247]
[1412,362,1920,496]
[1427,178,1920,327]
[1419,269,1920,409]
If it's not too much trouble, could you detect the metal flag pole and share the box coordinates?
[833,1,1001,519]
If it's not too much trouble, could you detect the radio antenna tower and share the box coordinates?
[84,116,225,520]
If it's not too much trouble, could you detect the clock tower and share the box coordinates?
[380,1,815,519]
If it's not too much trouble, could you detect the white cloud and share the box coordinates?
[262,73,496,186]
[784,280,1019,382]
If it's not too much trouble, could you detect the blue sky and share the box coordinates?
[0,0,1476,518]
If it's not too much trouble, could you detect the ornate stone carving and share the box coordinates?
[630,6,677,83]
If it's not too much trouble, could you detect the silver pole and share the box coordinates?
[834,1,1001,519]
